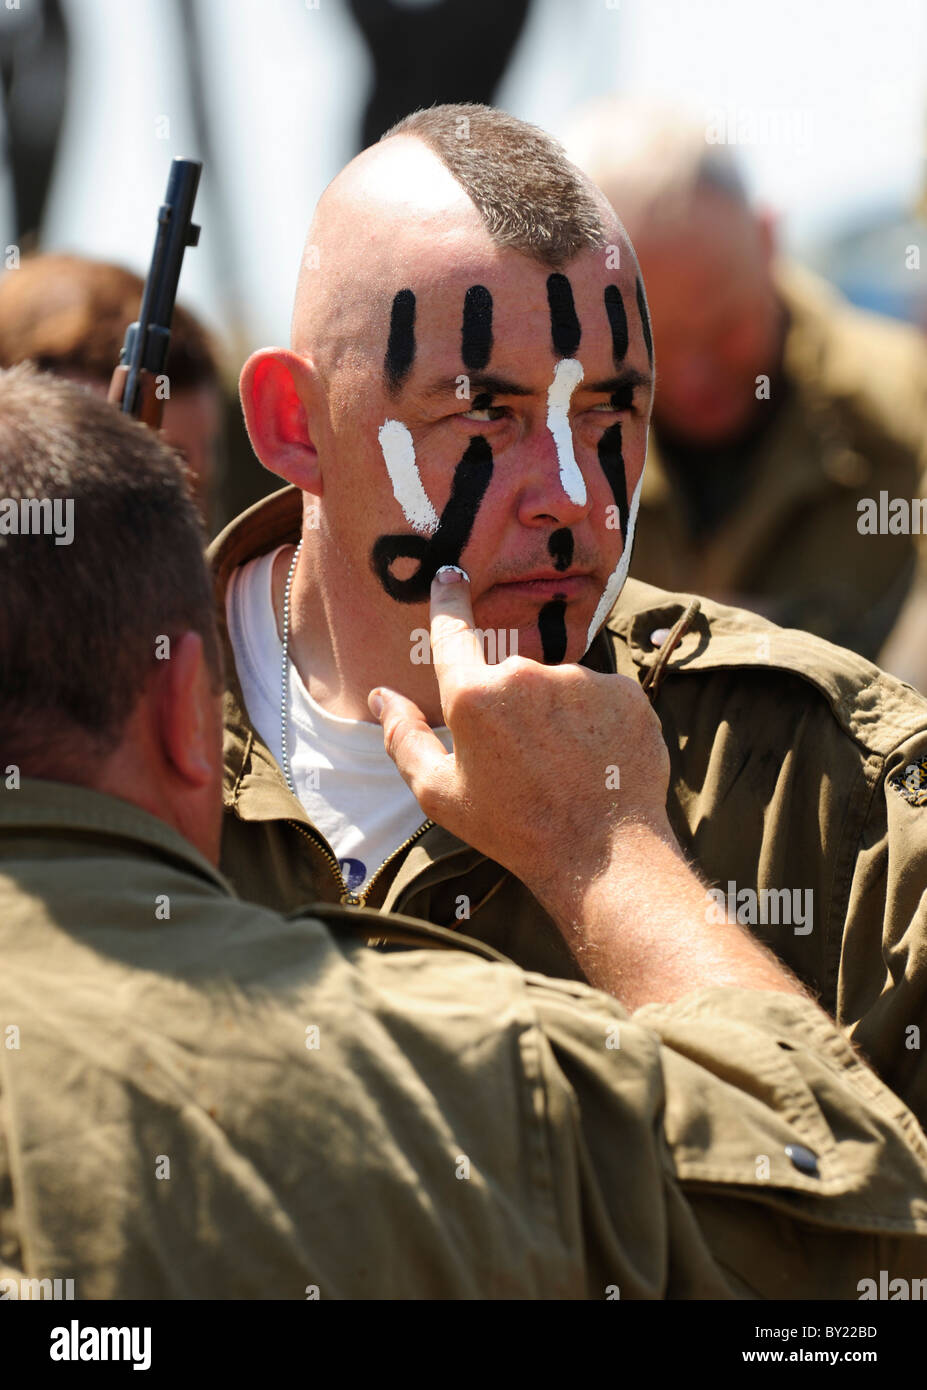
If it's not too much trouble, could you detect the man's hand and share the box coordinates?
[369,567,806,1009]
[368,567,675,902]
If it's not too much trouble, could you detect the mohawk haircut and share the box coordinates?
[381,104,608,269]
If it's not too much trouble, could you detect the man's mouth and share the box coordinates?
[491,570,593,599]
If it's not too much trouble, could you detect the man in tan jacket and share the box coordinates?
[561,100,927,668]
[213,103,927,1132]
[2,370,927,1299]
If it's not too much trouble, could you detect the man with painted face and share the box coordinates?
[214,104,927,1129]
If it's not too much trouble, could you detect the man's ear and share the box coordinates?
[240,348,321,494]
[155,630,219,789]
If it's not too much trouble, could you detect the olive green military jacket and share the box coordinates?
[2,779,927,1299]
[630,264,927,660]
[211,486,927,1132]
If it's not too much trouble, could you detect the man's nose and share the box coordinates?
[514,415,591,528]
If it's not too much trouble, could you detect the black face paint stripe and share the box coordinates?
[371,437,494,603]
[636,276,653,367]
[546,273,581,357]
[548,528,574,572]
[384,288,416,389]
[604,284,628,364]
[598,421,628,542]
[461,285,493,371]
[609,382,634,411]
[538,599,568,665]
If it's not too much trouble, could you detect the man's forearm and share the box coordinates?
[535,823,809,1011]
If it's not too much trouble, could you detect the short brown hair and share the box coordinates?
[381,104,608,269]
[0,253,220,390]
[0,364,221,779]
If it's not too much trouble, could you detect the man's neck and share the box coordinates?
[270,541,446,728]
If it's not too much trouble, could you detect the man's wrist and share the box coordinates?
[529,821,804,1009]
[528,816,683,941]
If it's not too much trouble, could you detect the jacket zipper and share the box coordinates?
[356,818,434,906]
[288,817,433,906]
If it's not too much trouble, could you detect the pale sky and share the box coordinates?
[2,0,923,356]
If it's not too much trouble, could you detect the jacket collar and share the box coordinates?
[209,486,306,825]
[0,777,230,891]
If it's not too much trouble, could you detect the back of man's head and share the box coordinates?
[0,254,224,520]
[0,253,218,390]
[0,364,221,787]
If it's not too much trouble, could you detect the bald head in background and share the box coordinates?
[558,97,927,673]
[240,106,654,728]
[562,100,784,450]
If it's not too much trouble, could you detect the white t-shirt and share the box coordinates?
[226,547,453,893]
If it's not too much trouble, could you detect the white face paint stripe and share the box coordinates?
[584,466,645,653]
[378,419,439,535]
[546,358,586,506]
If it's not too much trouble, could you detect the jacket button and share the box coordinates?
[785,1143,820,1177]
[650,627,670,647]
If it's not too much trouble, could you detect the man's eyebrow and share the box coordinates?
[580,369,653,394]
[417,372,535,401]
[414,366,653,404]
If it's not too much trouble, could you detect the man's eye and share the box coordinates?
[460,404,508,422]
[591,386,636,413]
